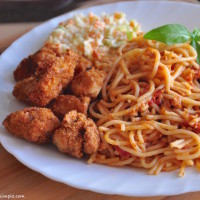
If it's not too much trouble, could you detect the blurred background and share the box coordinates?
[0,0,198,23]
[0,0,90,23]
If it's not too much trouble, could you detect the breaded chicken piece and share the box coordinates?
[75,55,91,76]
[13,55,36,82]
[13,44,61,82]
[2,107,60,144]
[50,95,90,119]
[12,76,37,101]
[70,67,106,99]
[14,44,90,82]
[53,110,100,158]
[13,49,78,106]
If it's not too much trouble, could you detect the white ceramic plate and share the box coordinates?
[1,1,200,197]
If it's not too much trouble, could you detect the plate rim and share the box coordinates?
[1,0,200,197]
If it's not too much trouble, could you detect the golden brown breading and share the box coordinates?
[13,49,78,106]
[12,77,37,101]
[2,107,60,144]
[14,44,91,82]
[13,55,36,82]
[74,55,91,76]
[50,95,90,119]
[83,118,100,155]
[13,44,61,82]
[70,67,107,99]
[53,110,100,158]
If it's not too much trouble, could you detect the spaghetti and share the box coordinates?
[89,34,200,176]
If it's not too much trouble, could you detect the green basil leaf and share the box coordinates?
[190,39,200,64]
[192,28,200,42]
[144,24,191,45]
[195,36,200,42]
[192,28,200,37]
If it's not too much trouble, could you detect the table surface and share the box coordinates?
[1,0,200,199]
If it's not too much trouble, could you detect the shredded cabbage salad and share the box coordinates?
[48,12,140,58]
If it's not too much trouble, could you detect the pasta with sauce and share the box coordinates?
[89,34,200,176]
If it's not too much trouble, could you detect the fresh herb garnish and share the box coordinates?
[190,39,200,64]
[144,24,200,64]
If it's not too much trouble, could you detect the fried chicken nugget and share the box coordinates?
[70,67,106,99]
[13,55,36,82]
[12,76,37,101]
[53,110,100,158]
[75,55,91,76]
[50,95,90,119]
[14,44,90,82]
[13,49,78,106]
[2,107,60,144]
[13,44,61,82]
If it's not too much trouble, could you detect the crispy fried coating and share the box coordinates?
[12,76,37,101]
[70,67,106,99]
[13,48,78,106]
[75,55,91,76]
[2,107,60,144]
[53,110,100,158]
[13,55,36,82]
[50,95,90,119]
[13,44,61,82]
[14,44,91,82]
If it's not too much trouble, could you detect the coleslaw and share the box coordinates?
[48,12,140,58]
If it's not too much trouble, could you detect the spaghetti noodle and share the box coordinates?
[89,34,200,176]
